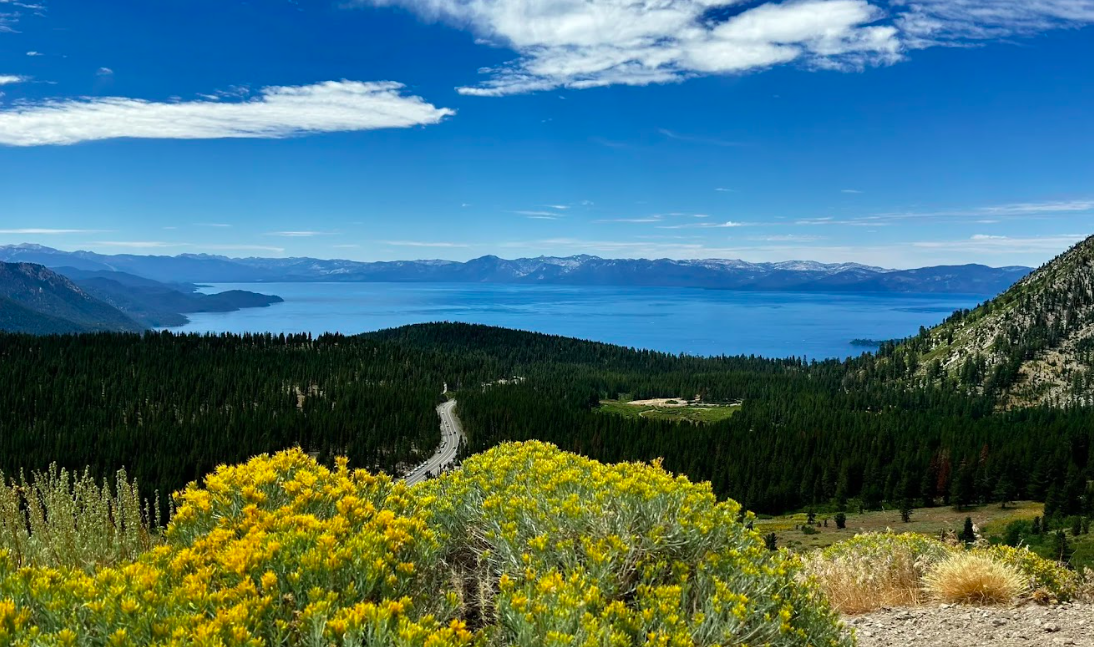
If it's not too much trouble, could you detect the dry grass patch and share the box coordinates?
[924,553,1027,604]
[802,533,950,614]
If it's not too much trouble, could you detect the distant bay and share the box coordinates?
[171,282,989,359]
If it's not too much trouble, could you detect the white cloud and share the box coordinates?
[204,244,286,253]
[841,188,863,194]
[751,234,828,242]
[93,241,187,248]
[79,241,287,253]
[714,187,737,192]
[0,228,101,234]
[25,51,41,56]
[512,210,563,219]
[383,240,470,247]
[912,233,1086,254]
[896,0,1094,47]
[1,2,46,34]
[354,0,1094,95]
[596,216,664,223]
[0,75,27,85]
[860,199,1094,224]
[0,80,454,146]
[975,199,1094,215]
[96,67,114,76]
[265,231,332,237]
[658,128,745,147]
[355,0,901,95]
[658,220,747,229]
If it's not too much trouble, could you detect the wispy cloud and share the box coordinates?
[714,187,737,193]
[265,231,333,237]
[841,189,863,194]
[383,240,470,248]
[0,75,27,85]
[195,222,231,228]
[0,80,454,146]
[976,200,1094,215]
[857,199,1094,224]
[898,0,1094,47]
[912,233,1086,254]
[750,234,828,242]
[658,128,745,147]
[657,220,747,230]
[204,244,286,253]
[96,67,114,76]
[80,241,287,253]
[92,241,187,248]
[0,227,102,234]
[512,210,562,220]
[596,216,664,223]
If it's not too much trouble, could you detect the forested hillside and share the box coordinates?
[378,324,1094,518]
[0,332,456,507]
[2,324,1090,522]
[868,234,1094,408]
[0,262,143,333]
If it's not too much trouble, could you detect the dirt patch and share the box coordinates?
[848,603,1094,646]
[627,398,691,407]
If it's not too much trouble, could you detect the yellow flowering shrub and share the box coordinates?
[416,442,851,646]
[0,443,851,646]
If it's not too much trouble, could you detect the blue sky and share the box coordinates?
[1,0,1092,268]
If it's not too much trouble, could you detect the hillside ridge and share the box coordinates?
[0,262,144,333]
[897,234,1094,407]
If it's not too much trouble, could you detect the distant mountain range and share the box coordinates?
[0,244,1032,295]
[0,261,282,334]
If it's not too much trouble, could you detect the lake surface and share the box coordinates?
[174,282,988,359]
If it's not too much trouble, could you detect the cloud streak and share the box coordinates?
[0,228,102,234]
[0,80,454,146]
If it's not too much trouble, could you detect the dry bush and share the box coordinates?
[1079,568,1094,603]
[924,553,1027,605]
[801,533,951,614]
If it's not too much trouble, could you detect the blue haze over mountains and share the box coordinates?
[0,245,1031,295]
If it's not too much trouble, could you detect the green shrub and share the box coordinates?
[0,464,162,569]
[985,545,1079,601]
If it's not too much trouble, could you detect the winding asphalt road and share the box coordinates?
[403,399,463,486]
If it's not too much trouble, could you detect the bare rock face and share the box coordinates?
[847,603,1094,646]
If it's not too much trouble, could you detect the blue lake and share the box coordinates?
[174,282,989,359]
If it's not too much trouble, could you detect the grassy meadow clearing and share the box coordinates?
[597,398,742,424]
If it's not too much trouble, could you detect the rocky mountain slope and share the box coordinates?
[899,234,1094,407]
[0,244,1030,294]
[0,262,144,333]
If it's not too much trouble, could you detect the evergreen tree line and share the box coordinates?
[1,323,1092,520]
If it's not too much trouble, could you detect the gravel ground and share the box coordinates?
[847,603,1094,646]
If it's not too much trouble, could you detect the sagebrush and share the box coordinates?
[0,443,851,646]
